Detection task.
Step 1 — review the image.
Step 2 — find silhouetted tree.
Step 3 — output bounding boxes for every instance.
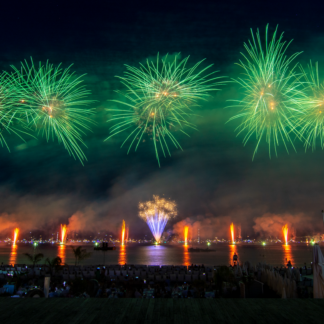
[70,246,91,266]
[24,253,44,267]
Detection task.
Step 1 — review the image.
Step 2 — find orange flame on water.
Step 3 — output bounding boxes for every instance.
[13,228,19,245]
[61,224,67,244]
[121,220,126,245]
[230,223,235,244]
[184,226,189,245]
[282,224,288,245]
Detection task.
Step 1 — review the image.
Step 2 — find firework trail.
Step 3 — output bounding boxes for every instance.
[121,220,126,245]
[228,25,304,159]
[61,224,67,244]
[13,228,19,245]
[282,224,289,245]
[8,58,95,164]
[230,223,235,244]
[139,195,177,243]
[106,53,225,166]
[184,226,189,245]
[297,61,324,150]
[0,74,27,150]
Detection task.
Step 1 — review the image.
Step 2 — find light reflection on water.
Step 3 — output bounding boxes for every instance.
[229,244,238,265]
[58,244,66,264]
[282,244,293,266]
[119,245,127,265]
[9,244,17,266]
[141,245,169,265]
[183,245,190,267]
[0,243,317,267]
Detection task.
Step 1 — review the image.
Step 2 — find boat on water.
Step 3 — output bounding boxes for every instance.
[94,242,116,251]
[188,247,215,252]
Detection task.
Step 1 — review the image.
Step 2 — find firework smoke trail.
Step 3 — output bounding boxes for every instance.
[61,224,67,244]
[139,195,177,243]
[184,226,189,245]
[106,53,225,166]
[13,228,19,245]
[121,220,126,245]
[227,25,304,159]
[282,224,289,245]
[8,58,95,164]
[230,223,235,244]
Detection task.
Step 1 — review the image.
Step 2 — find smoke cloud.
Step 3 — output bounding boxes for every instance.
[253,213,316,238]
[172,216,234,240]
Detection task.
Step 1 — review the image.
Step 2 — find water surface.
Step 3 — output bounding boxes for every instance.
[0,243,316,267]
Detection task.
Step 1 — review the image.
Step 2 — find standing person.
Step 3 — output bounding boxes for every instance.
[233,253,238,266]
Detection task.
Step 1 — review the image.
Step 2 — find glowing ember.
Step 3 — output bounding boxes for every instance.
[230,223,235,244]
[121,220,126,245]
[13,228,19,245]
[184,226,189,245]
[282,224,288,245]
[61,224,67,244]
[139,195,177,243]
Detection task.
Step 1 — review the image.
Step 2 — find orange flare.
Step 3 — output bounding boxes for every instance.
[121,220,126,245]
[184,226,189,245]
[282,224,288,245]
[13,228,19,245]
[230,223,235,244]
[61,224,67,244]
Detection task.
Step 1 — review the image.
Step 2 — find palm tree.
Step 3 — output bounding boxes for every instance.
[24,253,44,267]
[45,256,63,276]
[70,246,91,266]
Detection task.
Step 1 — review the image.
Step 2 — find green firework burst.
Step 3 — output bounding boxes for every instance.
[228,25,304,159]
[106,53,225,166]
[0,73,27,150]
[297,62,324,150]
[9,59,95,164]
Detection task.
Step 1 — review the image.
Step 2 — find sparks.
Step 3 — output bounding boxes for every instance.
[139,195,177,243]
[230,223,235,244]
[13,228,19,245]
[184,226,189,245]
[106,53,225,166]
[227,24,304,159]
[296,61,324,151]
[121,220,126,245]
[282,224,289,245]
[61,224,67,244]
[8,58,95,164]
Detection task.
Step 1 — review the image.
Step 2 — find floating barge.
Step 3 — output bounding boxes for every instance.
[188,247,214,252]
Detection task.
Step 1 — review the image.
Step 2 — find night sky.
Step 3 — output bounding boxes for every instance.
[0,0,324,240]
